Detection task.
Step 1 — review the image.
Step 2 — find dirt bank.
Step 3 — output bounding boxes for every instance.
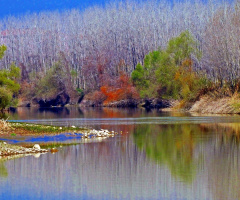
[189,96,240,114]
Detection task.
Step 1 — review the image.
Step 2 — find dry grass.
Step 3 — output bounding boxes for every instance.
[0,119,12,133]
[230,93,240,112]
[189,95,239,114]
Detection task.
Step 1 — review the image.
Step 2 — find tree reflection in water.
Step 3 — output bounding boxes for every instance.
[0,161,8,178]
[134,122,240,199]
[133,124,205,183]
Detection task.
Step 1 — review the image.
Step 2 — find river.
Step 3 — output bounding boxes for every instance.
[0,107,240,200]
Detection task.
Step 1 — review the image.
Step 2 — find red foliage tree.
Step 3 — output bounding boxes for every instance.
[100,72,139,104]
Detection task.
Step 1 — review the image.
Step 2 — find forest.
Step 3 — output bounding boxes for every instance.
[0,0,240,110]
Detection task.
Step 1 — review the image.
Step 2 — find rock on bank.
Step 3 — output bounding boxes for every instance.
[0,142,48,156]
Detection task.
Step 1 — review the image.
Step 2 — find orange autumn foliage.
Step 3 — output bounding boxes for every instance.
[174,59,195,90]
[100,72,139,104]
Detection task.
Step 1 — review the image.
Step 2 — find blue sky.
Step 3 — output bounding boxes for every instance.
[0,0,110,18]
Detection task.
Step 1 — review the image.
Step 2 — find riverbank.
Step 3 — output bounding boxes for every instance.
[0,119,116,137]
[0,142,48,156]
[188,95,240,114]
[0,119,118,156]
[80,96,240,114]
[9,92,240,115]
[79,93,240,114]
[79,98,175,109]
[0,119,88,136]
[160,96,240,114]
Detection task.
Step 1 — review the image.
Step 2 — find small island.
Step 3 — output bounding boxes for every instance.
[0,119,117,156]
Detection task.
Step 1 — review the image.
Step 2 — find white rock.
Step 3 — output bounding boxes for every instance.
[34,153,41,158]
[71,125,76,128]
[33,144,41,150]
[59,127,62,130]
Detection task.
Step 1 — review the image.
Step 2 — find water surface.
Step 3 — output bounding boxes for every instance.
[1,107,240,199]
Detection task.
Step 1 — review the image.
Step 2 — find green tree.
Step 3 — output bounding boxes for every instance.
[0,45,7,60]
[0,88,12,111]
[131,63,151,97]
[156,31,202,99]
[166,31,201,65]
[154,51,179,99]
[36,60,75,100]
[36,63,66,98]
[0,46,20,111]
[132,51,166,98]
[132,31,205,101]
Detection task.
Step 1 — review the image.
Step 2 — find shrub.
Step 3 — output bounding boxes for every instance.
[0,87,12,111]
[0,62,21,110]
[101,72,139,104]
[84,90,106,105]
[35,62,75,99]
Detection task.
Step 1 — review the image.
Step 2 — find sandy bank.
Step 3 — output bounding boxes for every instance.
[189,96,240,114]
[160,95,240,114]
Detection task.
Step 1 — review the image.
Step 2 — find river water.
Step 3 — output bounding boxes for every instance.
[1,107,240,200]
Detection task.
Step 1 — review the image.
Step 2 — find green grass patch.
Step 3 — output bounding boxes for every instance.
[9,122,88,134]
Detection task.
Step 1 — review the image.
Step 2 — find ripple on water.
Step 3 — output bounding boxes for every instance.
[9,116,240,126]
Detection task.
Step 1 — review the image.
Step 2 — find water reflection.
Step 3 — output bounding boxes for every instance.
[0,161,8,178]
[8,107,188,121]
[2,108,240,199]
[134,123,240,200]
[1,122,240,200]
[133,124,205,183]
[0,153,46,179]
[206,137,240,200]
[0,139,199,200]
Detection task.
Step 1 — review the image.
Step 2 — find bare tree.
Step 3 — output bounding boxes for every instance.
[0,0,236,91]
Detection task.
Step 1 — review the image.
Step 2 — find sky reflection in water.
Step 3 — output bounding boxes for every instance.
[1,107,240,199]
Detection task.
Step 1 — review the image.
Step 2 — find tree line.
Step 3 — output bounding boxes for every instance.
[0,0,240,109]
